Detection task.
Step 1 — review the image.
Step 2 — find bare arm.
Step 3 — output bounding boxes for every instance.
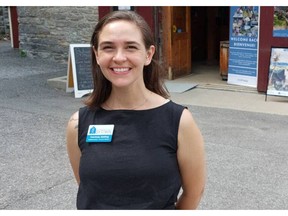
[66,111,81,185]
[175,109,206,209]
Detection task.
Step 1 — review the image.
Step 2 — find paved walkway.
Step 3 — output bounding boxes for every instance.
[166,67,288,116]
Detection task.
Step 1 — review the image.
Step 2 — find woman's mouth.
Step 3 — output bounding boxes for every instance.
[111,67,130,74]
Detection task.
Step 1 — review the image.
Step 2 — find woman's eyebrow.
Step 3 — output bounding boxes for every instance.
[100,41,141,45]
[126,41,142,47]
[99,41,113,46]
[98,41,142,47]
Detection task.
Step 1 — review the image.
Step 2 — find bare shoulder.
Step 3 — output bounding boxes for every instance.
[179,108,198,128]
[67,111,79,129]
[66,111,79,151]
[66,111,79,141]
[178,108,204,148]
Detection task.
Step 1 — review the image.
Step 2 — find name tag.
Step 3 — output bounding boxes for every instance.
[86,125,115,143]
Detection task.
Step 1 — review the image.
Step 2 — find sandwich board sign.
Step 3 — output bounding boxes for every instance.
[66,44,93,98]
[265,47,288,101]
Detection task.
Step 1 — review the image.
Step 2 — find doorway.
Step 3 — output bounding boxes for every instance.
[161,6,230,81]
[188,7,230,83]
[191,7,230,65]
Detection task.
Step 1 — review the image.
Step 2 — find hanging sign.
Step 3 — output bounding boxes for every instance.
[66,44,93,98]
[273,6,288,38]
[228,6,260,88]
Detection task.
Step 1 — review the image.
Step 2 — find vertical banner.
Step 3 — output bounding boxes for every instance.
[228,6,260,87]
[273,6,288,38]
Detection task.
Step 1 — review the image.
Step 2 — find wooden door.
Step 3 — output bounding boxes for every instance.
[162,7,191,79]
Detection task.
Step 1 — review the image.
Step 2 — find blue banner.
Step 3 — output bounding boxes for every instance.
[228,6,259,87]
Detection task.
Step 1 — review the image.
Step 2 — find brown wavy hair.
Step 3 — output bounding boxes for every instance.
[84,10,169,109]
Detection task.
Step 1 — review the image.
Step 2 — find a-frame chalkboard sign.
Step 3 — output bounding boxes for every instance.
[66,44,93,98]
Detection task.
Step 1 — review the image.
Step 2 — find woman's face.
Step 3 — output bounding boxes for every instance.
[94,20,155,89]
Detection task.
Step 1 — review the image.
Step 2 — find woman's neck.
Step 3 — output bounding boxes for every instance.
[103,86,152,110]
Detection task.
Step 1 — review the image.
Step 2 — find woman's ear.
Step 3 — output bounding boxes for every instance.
[145,45,155,66]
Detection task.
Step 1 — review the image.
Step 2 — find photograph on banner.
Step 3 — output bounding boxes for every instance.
[273,6,288,38]
[267,47,288,97]
[228,6,259,87]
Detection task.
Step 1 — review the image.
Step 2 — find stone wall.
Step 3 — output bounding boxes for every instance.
[0,6,10,35]
[17,6,98,63]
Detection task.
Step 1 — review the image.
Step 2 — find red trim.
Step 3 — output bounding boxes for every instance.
[135,7,154,33]
[258,7,288,92]
[9,6,19,48]
[98,6,155,33]
[98,7,111,19]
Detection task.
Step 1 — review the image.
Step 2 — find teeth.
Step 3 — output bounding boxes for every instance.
[113,68,129,72]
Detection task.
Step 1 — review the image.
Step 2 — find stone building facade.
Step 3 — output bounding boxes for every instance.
[17,7,98,63]
[0,6,9,35]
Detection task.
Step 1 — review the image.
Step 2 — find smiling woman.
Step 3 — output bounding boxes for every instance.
[87,11,168,108]
[93,19,155,93]
[66,10,206,210]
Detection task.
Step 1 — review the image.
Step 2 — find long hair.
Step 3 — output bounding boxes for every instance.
[85,10,169,109]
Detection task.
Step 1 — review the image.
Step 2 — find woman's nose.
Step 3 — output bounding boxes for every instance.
[113,49,127,62]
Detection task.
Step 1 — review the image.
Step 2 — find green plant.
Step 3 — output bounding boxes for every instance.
[19,49,27,57]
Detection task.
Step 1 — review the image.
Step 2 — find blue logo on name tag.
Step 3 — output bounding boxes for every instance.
[86,125,114,143]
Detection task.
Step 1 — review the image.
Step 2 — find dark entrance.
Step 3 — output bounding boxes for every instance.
[191,7,230,65]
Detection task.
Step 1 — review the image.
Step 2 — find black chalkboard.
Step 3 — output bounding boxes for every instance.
[74,46,93,90]
[68,44,94,98]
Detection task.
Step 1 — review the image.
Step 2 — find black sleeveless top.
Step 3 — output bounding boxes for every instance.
[77,100,185,209]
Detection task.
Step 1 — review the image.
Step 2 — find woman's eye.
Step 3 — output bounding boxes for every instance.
[127,46,137,50]
[101,46,113,51]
